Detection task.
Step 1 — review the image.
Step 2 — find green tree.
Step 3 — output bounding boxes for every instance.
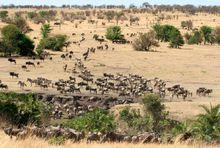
[64,108,116,133]
[106,26,123,40]
[1,24,35,56]
[200,26,213,44]
[169,29,184,48]
[132,30,159,51]
[41,24,52,39]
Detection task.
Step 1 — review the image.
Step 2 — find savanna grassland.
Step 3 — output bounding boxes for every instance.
[0,5,219,147]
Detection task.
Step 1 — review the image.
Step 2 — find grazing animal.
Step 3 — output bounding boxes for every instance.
[18,81,27,89]
[26,61,35,67]
[8,58,16,64]
[9,72,19,78]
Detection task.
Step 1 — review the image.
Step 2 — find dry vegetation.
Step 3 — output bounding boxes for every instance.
[0,131,218,148]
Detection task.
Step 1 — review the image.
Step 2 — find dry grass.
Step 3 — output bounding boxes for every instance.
[0,131,219,148]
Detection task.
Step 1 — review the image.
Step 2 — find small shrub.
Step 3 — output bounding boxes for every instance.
[0,11,8,20]
[188,31,203,45]
[119,107,153,133]
[106,26,123,41]
[64,108,116,133]
[214,27,220,45]
[191,104,220,141]
[11,16,31,33]
[142,94,166,132]
[169,29,184,48]
[27,11,38,19]
[41,24,52,39]
[200,26,213,44]
[38,35,67,51]
[132,30,159,51]
[181,20,193,30]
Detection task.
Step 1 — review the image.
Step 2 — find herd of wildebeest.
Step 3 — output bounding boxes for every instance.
[3,125,175,144]
[0,30,213,143]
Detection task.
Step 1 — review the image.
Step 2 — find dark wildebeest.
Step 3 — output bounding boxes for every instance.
[9,72,19,78]
[8,58,16,64]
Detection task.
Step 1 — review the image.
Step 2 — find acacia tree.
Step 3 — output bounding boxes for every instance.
[133,30,159,51]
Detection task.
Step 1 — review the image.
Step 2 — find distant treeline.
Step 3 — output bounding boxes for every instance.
[0,4,220,14]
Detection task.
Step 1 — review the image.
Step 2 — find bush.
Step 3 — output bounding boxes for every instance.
[200,26,213,44]
[0,92,50,126]
[142,94,166,132]
[132,30,159,51]
[184,32,192,43]
[104,11,115,22]
[64,108,116,133]
[38,35,67,51]
[119,107,153,133]
[188,31,203,45]
[214,27,220,45]
[181,20,193,30]
[27,11,38,19]
[0,11,8,20]
[153,24,182,43]
[1,24,35,56]
[191,104,220,141]
[106,26,123,41]
[169,29,184,48]
[11,16,31,33]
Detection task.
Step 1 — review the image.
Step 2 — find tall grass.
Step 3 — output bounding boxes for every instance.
[0,131,218,148]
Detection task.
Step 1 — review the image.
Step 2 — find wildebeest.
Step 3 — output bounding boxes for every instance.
[9,72,19,78]
[8,58,16,64]
[26,61,35,67]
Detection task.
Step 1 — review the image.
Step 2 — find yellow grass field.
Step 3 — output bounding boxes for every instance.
[0,131,219,148]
